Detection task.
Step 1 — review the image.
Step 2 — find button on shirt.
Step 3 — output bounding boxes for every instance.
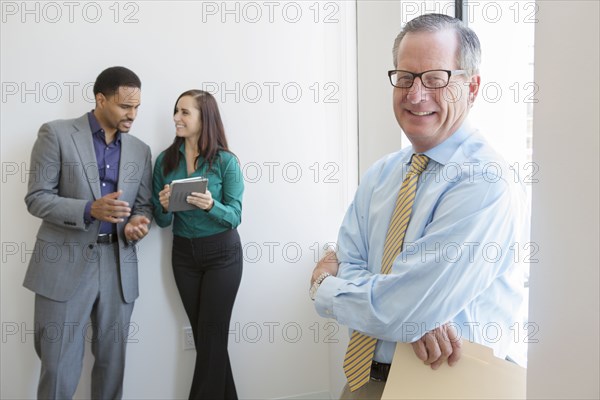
[84,111,121,234]
[315,121,529,364]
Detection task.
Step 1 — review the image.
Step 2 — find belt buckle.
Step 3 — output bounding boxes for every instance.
[370,361,390,382]
[97,233,116,244]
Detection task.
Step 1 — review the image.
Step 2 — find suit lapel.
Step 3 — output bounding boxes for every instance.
[71,115,101,199]
[118,134,135,194]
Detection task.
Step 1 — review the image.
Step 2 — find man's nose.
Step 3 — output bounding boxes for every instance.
[127,108,137,120]
[406,78,426,104]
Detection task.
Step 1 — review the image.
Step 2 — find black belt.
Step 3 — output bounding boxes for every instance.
[97,233,117,244]
[370,361,391,382]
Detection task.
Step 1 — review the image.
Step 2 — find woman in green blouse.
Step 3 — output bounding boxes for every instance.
[152,90,244,400]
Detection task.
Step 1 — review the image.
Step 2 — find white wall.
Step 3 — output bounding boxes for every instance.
[357,0,403,177]
[526,1,599,398]
[0,1,357,399]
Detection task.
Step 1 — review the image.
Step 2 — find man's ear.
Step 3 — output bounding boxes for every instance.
[95,92,106,109]
[469,75,481,104]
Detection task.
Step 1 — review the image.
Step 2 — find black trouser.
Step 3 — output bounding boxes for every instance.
[172,229,242,400]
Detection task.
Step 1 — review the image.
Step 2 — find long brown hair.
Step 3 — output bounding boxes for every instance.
[162,90,230,176]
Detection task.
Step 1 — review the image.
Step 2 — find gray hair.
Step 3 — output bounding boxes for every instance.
[392,13,481,75]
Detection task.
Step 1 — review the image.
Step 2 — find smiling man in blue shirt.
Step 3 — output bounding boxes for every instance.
[310,14,528,399]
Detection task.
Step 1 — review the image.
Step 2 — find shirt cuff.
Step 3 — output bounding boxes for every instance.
[206,200,229,222]
[84,201,94,225]
[314,275,345,319]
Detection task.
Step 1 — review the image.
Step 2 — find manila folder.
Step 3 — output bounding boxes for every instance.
[381,341,526,399]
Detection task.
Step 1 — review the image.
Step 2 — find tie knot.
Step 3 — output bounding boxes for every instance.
[409,154,429,175]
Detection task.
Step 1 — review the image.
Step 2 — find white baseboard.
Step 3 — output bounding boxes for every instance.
[274,390,331,400]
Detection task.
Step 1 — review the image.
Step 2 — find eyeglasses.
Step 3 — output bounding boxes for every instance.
[388,69,468,89]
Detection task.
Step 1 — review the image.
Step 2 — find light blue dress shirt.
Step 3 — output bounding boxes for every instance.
[315,121,528,363]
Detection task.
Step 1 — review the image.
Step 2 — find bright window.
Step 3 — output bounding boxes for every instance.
[468,1,535,366]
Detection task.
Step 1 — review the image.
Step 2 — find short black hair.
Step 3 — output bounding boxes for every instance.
[93,66,141,97]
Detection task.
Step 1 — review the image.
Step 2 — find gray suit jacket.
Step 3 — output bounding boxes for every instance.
[23,113,153,303]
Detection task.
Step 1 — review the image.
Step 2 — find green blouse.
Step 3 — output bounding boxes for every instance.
[152,145,244,238]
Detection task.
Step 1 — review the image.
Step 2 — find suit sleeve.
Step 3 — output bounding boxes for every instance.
[152,152,174,228]
[24,123,89,230]
[130,144,153,221]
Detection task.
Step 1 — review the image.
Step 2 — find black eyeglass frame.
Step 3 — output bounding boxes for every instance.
[387,69,468,89]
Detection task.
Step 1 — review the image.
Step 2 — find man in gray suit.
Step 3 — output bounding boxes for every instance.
[23,66,153,399]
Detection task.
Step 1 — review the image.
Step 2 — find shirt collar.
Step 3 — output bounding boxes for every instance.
[87,111,121,145]
[421,120,477,166]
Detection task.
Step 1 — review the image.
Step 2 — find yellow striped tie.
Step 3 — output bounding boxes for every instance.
[343,154,430,391]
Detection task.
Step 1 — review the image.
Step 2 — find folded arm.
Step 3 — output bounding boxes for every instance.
[315,175,523,343]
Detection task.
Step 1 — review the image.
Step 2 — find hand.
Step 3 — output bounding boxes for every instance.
[311,249,339,285]
[186,189,214,211]
[158,184,171,211]
[90,190,130,223]
[411,323,462,370]
[124,215,151,242]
